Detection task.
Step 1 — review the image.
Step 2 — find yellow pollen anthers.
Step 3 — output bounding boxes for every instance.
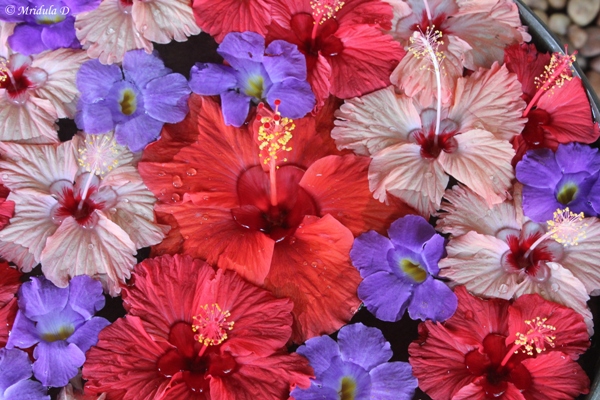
[310,0,345,25]
[0,57,8,84]
[514,317,557,356]
[256,100,294,166]
[546,207,588,246]
[534,50,576,93]
[192,303,235,347]
[408,25,445,71]
[77,133,125,176]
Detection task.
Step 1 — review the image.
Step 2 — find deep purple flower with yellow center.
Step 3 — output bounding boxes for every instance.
[516,142,600,222]
[0,0,100,55]
[350,214,457,322]
[75,49,190,152]
[189,31,315,127]
[6,275,110,387]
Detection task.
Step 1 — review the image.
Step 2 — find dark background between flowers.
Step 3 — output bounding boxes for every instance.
[41,2,600,398]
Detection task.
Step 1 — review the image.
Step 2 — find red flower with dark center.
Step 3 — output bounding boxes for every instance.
[0,261,20,347]
[409,286,591,400]
[505,43,600,164]
[138,95,412,342]
[83,254,313,400]
[266,0,404,108]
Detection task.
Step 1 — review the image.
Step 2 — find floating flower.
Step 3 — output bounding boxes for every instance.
[517,143,600,222]
[266,0,404,108]
[75,50,190,152]
[83,254,313,399]
[190,31,315,127]
[291,323,417,400]
[0,261,20,346]
[75,0,200,65]
[0,133,167,294]
[0,347,49,399]
[409,286,590,399]
[505,43,600,162]
[0,0,100,55]
[138,95,411,342]
[351,215,456,322]
[333,60,525,216]
[6,275,110,387]
[436,184,600,333]
[0,49,88,143]
[387,0,529,104]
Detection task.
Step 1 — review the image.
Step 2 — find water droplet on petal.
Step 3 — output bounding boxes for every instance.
[171,193,180,202]
[202,195,209,201]
[186,168,197,176]
[311,262,318,268]
[498,283,509,294]
[424,172,433,178]
[202,214,209,221]
[88,244,94,249]
[106,27,115,34]
[157,171,166,177]
[551,283,560,292]
[172,175,183,188]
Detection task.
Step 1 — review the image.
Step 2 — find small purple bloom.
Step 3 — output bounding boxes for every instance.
[516,143,600,222]
[6,275,110,388]
[189,31,315,127]
[350,215,457,322]
[0,0,100,55]
[75,50,191,152]
[291,323,417,400]
[0,348,49,399]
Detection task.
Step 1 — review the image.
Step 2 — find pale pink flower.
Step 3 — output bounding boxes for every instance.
[0,133,168,295]
[0,49,88,143]
[75,0,200,65]
[332,62,525,216]
[437,184,599,334]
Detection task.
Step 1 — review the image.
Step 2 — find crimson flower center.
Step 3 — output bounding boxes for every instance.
[501,232,556,280]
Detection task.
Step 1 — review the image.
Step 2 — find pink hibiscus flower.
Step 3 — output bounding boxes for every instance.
[83,254,312,399]
[138,95,411,342]
[266,0,404,108]
[0,49,88,143]
[436,184,600,333]
[410,286,590,399]
[0,133,167,295]
[0,261,20,347]
[75,0,200,64]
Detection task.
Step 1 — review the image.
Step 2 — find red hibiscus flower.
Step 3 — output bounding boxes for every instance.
[0,261,20,346]
[505,43,600,163]
[138,95,411,343]
[409,286,590,399]
[266,0,404,108]
[83,254,312,399]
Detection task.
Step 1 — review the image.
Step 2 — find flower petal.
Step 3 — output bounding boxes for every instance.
[408,277,457,322]
[114,113,165,152]
[66,275,105,320]
[221,90,252,127]
[266,79,314,119]
[131,0,200,44]
[0,96,58,143]
[521,352,590,399]
[189,63,237,95]
[337,323,393,371]
[0,347,32,389]
[350,230,394,277]
[3,378,49,400]
[358,271,411,322]
[33,340,86,387]
[143,73,191,123]
[296,335,340,376]
[561,217,600,295]
[369,361,417,400]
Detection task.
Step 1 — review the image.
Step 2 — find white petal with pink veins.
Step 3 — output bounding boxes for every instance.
[438,129,514,206]
[437,184,521,237]
[332,87,421,156]
[41,214,136,296]
[448,63,526,141]
[0,239,37,272]
[0,22,15,58]
[0,191,57,263]
[439,231,519,299]
[369,143,448,216]
[75,0,153,65]
[31,49,89,119]
[132,0,201,44]
[561,217,600,296]
[0,96,58,143]
[0,141,77,193]
[514,262,593,335]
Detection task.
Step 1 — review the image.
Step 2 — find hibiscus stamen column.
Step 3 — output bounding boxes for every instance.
[408,27,445,136]
[256,101,295,207]
[523,207,588,259]
[310,0,345,45]
[192,303,235,357]
[523,48,576,117]
[423,0,433,22]
[0,57,16,89]
[499,317,557,367]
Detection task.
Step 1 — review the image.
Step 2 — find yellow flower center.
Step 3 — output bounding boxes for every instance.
[119,89,137,116]
[400,259,427,283]
[339,376,357,400]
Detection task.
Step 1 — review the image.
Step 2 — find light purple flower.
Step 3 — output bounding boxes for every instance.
[6,275,110,387]
[516,143,600,222]
[0,348,48,400]
[189,31,315,127]
[291,323,417,400]
[75,50,191,152]
[0,0,100,55]
[350,215,457,322]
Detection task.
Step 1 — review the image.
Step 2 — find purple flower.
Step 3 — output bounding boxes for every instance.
[75,50,191,152]
[6,275,110,387]
[0,0,100,55]
[0,348,49,399]
[291,323,417,400]
[189,31,315,127]
[516,143,600,222]
[350,215,457,322]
